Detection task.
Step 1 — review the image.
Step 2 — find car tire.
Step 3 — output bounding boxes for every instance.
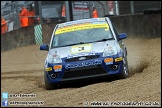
[44,71,59,90]
[118,56,129,79]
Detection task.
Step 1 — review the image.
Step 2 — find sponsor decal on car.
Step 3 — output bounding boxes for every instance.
[55,22,109,35]
[53,65,62,72]
[67,51,96,59]
[65,60,102,69]
[45,67,52,72]
[58,18,106,27]
[104,58,113,65]
[115,57,123,62]
[71,44,92,54]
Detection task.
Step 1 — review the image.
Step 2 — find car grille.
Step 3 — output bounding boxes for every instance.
[62,66,107,79]
[65,55,100,62]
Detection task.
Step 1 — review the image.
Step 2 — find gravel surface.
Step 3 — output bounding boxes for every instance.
[1,37,161,107]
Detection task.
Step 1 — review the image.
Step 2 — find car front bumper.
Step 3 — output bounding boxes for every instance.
[45,56,124,83]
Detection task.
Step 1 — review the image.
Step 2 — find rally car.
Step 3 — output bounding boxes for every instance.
[40,17,129,90]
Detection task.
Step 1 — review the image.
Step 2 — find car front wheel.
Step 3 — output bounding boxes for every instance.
[118,57,129,79]
[44,72,59,90]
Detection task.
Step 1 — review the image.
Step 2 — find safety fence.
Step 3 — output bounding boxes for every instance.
[1,1,161,35]
[1,1,64,34]
[1,1,36,31]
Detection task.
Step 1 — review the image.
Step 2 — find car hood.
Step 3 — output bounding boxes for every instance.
[48,40,120,58]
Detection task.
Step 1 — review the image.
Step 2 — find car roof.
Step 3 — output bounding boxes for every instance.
[57,17,109,28]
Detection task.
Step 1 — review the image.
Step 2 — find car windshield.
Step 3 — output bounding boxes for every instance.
[51,20,114,48]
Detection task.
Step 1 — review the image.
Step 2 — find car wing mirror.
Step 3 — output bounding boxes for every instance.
[40,44,49,51]
[119,33,127,40]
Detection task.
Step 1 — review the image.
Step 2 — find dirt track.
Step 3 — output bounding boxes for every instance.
[1,37,161,107]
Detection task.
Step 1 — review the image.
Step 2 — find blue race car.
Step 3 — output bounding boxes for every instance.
[40,17,129,90]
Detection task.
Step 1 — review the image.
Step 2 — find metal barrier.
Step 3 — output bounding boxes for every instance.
[1,1,161,34]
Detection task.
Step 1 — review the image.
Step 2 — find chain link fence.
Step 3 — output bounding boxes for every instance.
[1,1,15,32]
[1,1,161,34]
[1,1,36,31]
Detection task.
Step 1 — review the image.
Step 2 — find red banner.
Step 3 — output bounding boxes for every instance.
[73,1,89,10]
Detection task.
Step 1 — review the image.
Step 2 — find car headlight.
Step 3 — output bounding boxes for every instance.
[103,46,117,57]
[47,54,62,63]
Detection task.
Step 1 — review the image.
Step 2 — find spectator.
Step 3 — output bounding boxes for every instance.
[92,7,99,18]
[1,16,8,34]
[20,5,28,27]
[27,4,35,26]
